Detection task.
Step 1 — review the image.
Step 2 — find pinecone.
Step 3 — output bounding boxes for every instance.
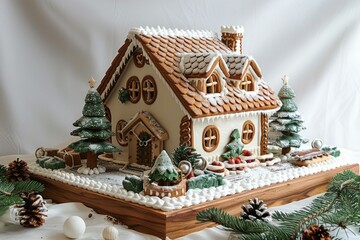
[240,198,271,221]
[16,192,47,227]
[7,158,30,182]
[302,224,332,240]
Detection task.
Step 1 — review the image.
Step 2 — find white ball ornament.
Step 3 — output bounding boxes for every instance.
[311,139,323,149]
[102,226,119,240]
[63,216,86,239]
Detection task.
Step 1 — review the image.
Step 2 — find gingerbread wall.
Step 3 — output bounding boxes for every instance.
[104,54,185,161]
[192,114,261,161]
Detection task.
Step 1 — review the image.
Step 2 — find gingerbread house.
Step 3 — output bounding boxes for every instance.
[97,26,280,164]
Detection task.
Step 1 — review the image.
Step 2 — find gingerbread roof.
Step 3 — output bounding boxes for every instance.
[98,27,280,119]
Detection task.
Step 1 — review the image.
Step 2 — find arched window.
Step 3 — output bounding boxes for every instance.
[126,76,141,103]
[116,119,128,146]
[205,72,221,94]
[240,73,254,91]
[202,125,220,152]
[242,120,255,144]
[142,75,157,105]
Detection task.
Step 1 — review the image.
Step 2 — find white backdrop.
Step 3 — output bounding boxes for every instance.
[1,0,360,156]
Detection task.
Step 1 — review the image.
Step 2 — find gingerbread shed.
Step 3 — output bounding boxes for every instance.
[121,111,168,166]
[97,26,280,164]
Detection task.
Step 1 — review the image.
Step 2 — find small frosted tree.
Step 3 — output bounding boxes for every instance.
[269,75,307,154]
[149,150,179,186]
[69,78,120,169]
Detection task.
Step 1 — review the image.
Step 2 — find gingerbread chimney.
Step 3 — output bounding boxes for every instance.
[221,26,244,54]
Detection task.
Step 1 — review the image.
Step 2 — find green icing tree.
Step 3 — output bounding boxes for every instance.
[222,129,244,160]
[149,150,179,186]
[172,143,201,167]
[69,79,120,169]
[269,75,307,154]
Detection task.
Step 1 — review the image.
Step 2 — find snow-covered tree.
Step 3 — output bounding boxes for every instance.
[69,78,120,169]
[269,75,307,154]
[149,150,179,186]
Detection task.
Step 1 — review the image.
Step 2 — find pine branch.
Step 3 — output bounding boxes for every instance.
[196,171,360,240]
[293,200,335,238]
[13,180,44,194]
[273,171,360,239]
[272,192,338,239]
[0,182,15,196]
[271,210,290,221]
[328,170,359,192]
[197,208,269,234]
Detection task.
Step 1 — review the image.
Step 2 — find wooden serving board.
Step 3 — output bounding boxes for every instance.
[31,164,359,239]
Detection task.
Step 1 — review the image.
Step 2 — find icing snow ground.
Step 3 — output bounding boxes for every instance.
[29,156,354,212]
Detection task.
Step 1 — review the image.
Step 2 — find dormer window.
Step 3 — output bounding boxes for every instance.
[180,53,230,96]
[223,54,262,92]
[206,72,221,94]
[240,73,255,91]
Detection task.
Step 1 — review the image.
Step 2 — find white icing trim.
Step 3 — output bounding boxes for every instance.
[77,165,106,175]
[248,57,261,75]
[128,26,216,39]
[192,107,280,124]
[101,40,137,99]
[221,25,245,34]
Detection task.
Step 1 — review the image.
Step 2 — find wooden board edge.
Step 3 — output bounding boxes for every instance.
[164,164,359,238]
[31,163,359,239]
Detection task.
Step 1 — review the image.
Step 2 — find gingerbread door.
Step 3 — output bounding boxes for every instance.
[136,131,152,166]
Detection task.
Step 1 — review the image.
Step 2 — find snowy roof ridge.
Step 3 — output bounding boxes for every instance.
[221,25,244,34]
[128,26,216,39]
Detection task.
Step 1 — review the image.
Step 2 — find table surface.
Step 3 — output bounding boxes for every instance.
[1,150,359,240]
